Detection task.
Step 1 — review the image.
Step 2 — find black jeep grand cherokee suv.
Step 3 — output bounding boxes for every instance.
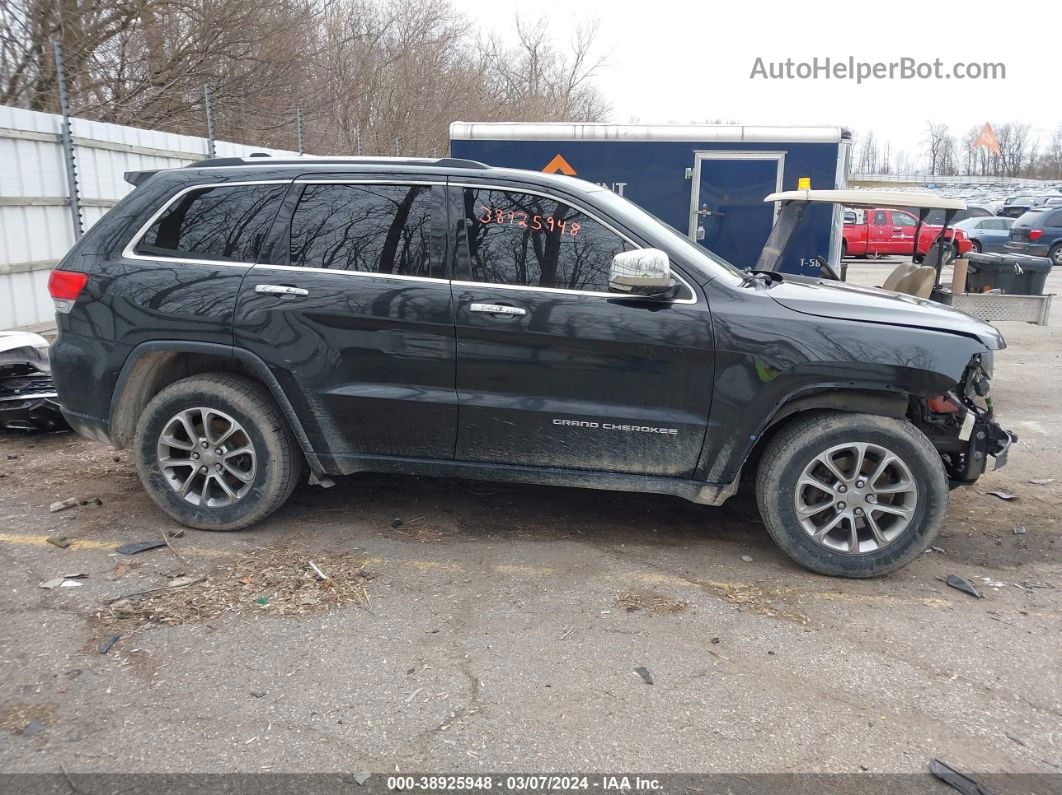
[48,155,1011,577]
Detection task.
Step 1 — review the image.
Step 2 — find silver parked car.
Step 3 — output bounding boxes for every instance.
[955,215,1015,254]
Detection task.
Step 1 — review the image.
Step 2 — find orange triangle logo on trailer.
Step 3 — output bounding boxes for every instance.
[542,154,576,176]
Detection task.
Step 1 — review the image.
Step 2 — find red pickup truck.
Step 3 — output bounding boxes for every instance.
[843,208,972,261]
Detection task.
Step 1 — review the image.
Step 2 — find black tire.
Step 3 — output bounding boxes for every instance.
[756,412,948,578]
[134,374,301,531]
[841,240,848,258]
[971,240,982,254]
[1049,244,1062,267]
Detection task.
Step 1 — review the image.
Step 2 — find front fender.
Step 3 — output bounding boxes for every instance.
[697,289,989,483]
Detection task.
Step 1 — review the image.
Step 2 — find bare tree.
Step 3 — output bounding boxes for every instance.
[0,0,609,153]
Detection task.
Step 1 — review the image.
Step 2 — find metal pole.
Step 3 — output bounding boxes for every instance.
[296,108,304,155]
[203,84,215,158]
[52,41,82,241]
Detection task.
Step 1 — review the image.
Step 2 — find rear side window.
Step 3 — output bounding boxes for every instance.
[288,184,433,276]
[460,187,632,292]
[135,184,286,263]
[1012,212,1042,227]
[1047,211,1062,227]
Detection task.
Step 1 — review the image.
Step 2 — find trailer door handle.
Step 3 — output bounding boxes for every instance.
[255,284,309,297]
[470,302,526,317]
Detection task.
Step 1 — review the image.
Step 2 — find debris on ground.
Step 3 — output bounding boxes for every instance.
[353,771,371,786]
[405,687,424,704]
[741,555,753,562]
[986,490,1017,501]
[116,540,167,556]
[98,634,120,654]
[101,546,370,629]
[634,666,654,685]
[615,589,689,616]
[928,758,992,795]
[309,561,328,580]
[168,529,184,538]
[1029,478,1054,485]
[39,573,86,589]
[48,498,78,513]
[945,575,983,599]
[46,535,71,549]
[1012,525,1027,535]
[250,691,266,699]
[21,720,45,737]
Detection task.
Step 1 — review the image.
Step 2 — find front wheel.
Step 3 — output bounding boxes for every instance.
[134,374,301,531]
[756,412,948,577]
[1049,244,1062,267]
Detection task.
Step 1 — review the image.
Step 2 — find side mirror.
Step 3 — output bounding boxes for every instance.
[608,249,673,297]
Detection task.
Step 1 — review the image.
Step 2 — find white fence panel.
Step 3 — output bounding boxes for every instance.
[0,104,298,329]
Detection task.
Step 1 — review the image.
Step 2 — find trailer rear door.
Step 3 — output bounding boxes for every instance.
[688,151,784,268]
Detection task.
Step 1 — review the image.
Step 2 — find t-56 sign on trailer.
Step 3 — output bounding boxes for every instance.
[450,122,852,276]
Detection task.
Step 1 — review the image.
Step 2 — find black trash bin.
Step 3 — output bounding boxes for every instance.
[965,252,1051,295]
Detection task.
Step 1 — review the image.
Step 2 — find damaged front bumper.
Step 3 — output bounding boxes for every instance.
[948,353,1015,483]
[0,331,69,433]
[953,414,1014,482]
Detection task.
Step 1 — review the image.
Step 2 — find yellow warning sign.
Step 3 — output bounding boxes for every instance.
[542,154,576,176]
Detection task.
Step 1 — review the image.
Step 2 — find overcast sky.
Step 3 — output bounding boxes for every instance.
[452,0,1057,164]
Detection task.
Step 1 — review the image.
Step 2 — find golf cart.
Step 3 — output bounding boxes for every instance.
[756,189,1052,325]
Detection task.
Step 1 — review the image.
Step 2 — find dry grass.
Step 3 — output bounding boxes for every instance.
[0,702,58,734]
[615,588,689,616]
[380,521,448,543]
[101,546,370,629]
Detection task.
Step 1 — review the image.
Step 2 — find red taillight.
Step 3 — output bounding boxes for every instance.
[48,269,88,313]
[1028,228,1044,241]
[927,396,960,414]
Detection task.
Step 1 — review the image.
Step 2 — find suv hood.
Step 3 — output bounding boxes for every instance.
[766,277,1005,350]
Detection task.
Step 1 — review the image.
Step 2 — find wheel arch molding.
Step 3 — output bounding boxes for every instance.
[109,340,325,475]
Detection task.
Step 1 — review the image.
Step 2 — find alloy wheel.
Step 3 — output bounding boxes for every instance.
[156,407,256,508]
[794,442,917,554]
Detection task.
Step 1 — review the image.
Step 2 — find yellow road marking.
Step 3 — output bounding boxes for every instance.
[0,532,118,552]
[0,532,229,556]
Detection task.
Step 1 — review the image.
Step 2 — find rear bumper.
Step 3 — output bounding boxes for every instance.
[1005,241,1050,257]
[60,405,114,444]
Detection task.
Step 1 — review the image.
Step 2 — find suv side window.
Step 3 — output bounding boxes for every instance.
[873,210,888,225]
[135,184,286,263]
[461,187,632,293]
[289,183,432,276]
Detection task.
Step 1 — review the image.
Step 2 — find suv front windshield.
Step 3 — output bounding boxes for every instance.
[589,188,746,284]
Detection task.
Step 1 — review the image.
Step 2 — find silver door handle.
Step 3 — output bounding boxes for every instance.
[255,284,308,296]
[470,303,526,316]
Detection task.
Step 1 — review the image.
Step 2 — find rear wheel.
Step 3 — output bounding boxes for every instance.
[134,374,300,530]
[971,240,982,254]
[756,412,948,577]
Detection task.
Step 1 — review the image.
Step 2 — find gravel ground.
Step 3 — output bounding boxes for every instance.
[0,259,1059,783]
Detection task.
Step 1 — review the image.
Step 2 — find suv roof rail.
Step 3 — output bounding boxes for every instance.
[183,155,491,170]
